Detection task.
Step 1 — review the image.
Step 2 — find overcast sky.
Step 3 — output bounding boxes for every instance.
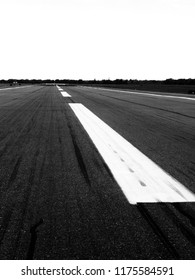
[0,0,194,80]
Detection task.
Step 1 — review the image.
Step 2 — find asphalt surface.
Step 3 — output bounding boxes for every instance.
[0,85,194,259]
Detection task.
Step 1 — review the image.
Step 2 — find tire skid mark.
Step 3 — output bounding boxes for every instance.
[32,104,60,259]
[23,109,54,259]
[67,110,116,194]
[173,203,195,227]
[61,116,116,257]
[8,156,23,185]
[75,87,195,121]
[0,139,41,253]
[68,97,75,103]
[67,122,91,186]
[0,87,44,124]
[39,152,47,182]
[55,107,70,179]
[102,162,115,182]
[97,92,195,120]
[0,209,13,244]
[137,204,180,259]
[65,103,117,185]
[65,104,119,206]
[0,90,50,256]
[38,106,53,183]
[0,140,48,257]
[27,218,44,260]
[0,105,43,196]
[0,94,44,160]
[0,97,40,145]
[59,91,75,104]
[161,204,195,246]
[175,167,193,180]
[0,87,44,123]
[63,96,92,187]
[0,87,43,108]
[55,105,107,257]
[0,93,46,158]
[64,105,139,245]
[29,149,40,185]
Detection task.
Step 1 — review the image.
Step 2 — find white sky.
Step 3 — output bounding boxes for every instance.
[0,0,194,80]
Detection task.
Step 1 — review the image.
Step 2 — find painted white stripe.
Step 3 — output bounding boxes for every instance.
[69,103,195,204]
[57,86,71,97]
[61,91,71,97]
[82,86,195,101]
[0,85,33,91]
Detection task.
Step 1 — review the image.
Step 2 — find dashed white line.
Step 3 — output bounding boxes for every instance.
[56,86,71,97]
[61,92,71,97]
[69,103,195,204]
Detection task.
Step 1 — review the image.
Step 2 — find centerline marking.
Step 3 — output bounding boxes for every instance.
[56,86,71,97]
[69,103,195,205]
[61,92,71,97]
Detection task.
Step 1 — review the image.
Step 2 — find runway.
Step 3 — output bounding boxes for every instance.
[0,85,194,259]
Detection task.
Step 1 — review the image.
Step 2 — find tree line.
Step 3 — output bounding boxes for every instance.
[1,78,195,85]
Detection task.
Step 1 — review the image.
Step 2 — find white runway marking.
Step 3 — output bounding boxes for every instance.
[56,86,71,97]
[70,103,195,205]
[0,85,32,91]
[82,86,195,101]
[61,91,71,97]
